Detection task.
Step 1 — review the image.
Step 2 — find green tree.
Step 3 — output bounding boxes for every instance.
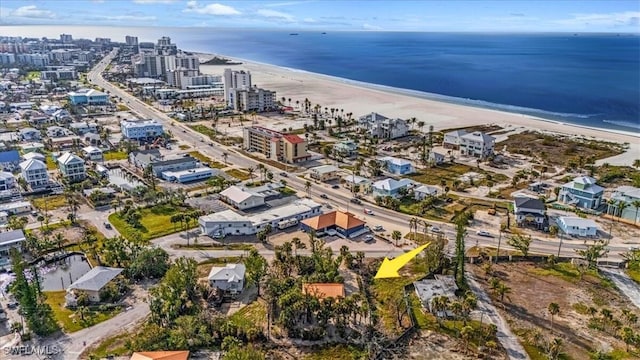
[548,302,560,332]
[245,249,267,296]
[619,327,636,352]
[507,233,532,257]
[149,257,200,327]
[575,239,609,270]
[391,230,402,247]
[454,217,467,288]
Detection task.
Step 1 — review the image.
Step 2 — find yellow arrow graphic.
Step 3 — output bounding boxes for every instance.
[374,243,430,279]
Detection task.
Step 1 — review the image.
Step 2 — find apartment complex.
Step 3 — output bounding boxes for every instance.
[243,126,309,163]
[121,119,164,140]
[223,69,252,101]
[228,86,277,112]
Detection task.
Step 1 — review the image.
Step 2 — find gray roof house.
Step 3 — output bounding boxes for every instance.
[514,196,547,230]
[66,266,124,305]
[357,112,409,140]
[208,263,246,294]
[0,229,26,258]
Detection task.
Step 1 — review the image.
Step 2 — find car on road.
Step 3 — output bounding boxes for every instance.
[182,129,186,133]
[320,194,329,199]
[363,234,374,243]
[212,232,225,239]
[630,246,639,251]
[431,227,442,233]
[104,222,112,229]
[476,230,493,237]
[364,208,374,215]
[331,184,340,189]
[373,225,384,232]
[279,172,288,177]
[350,198,362,204]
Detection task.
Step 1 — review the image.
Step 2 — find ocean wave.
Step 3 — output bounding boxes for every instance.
[602,120,640,130]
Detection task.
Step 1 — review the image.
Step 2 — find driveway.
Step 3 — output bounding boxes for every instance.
[600,268,640,310]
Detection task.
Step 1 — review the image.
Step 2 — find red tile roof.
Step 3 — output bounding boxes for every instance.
[301,211,365,230]
[282,134,305,144]
[130,351,190,360]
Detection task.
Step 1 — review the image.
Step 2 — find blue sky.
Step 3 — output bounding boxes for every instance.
[0,0,639,32]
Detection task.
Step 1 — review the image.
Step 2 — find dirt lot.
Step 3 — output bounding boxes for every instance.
[469,261,640,359]
[30,225,85,245]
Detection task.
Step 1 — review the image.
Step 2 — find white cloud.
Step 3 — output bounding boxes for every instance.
[101,15,157,21]
[11,5,56,19]
[133,0,178,4]
[362,23,382,31]
[264,1,314,7]
[184,1,241,15]
[303,17,316,23]
[556,11,640,28]
[256,9,294,22]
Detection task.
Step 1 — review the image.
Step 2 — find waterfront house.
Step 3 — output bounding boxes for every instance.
[556,217,599,237]
[608,186,640,223]
[459,132,496,159]
[357,112,408,140]
[66,266,124,305]
[559,176,604,210]
[208,264,245,294]
[442,130,467,150]
[379,156,414,175]
[514,196,547,230]
[0,229,26,258]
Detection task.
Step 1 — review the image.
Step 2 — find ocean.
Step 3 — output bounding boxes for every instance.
[2,26,639,133]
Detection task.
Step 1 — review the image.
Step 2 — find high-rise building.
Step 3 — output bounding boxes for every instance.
[60,34,73,43]
[223,69,252,102]
[125,36,138,46]
[154,36,177,56]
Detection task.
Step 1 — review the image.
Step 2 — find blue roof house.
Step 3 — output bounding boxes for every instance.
[0,150,20,171]
[372,178,416,198]
[379,156,414,175]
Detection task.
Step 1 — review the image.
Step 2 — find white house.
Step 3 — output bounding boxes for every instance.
[442,130,467,149]
[309,165,341,182]
[208,263,245,294]
[556,217,599,237]
[57,152,86,182]
[0,229,26,259]
[414,185,440,201]
[121,119,164,140]
[219,186,266,210]
[608,186,640,223]
[82,146,103,161]
[459,132,496,159]
[372,178,416,198]
[19,158,49,189]
[19,127,41,141]
[66,266,124,305]
[358,112,409,140]
[0,171,16,191]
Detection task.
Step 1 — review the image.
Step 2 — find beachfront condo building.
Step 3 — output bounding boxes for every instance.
[243,126,310,163]
[357,112,409,140]
[228,86,277,112]
[223,69,252,101]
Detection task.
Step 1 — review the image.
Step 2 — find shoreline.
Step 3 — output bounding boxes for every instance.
[194,51,639,165]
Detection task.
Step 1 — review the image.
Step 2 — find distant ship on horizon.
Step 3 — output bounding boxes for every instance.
[290,33,299,36]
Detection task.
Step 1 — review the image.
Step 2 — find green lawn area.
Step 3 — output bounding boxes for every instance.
[116,104,129,111]
[188,124,217,140]
[178,144,191,150]
[104,151,128,161]
[172,243,254,251]
[229,299,267,333]
[528,262,613,287]
[226,168,250,181]
[188,151,225,168]
[302,345,367,360]
[26,71,40,80]
[32,195,67,210]
[86,332,130,359]
[398,197,453,221]
[279,187,297,196]
[108,204,196,241]
[407,163,507,186]
[43,291,121,333]
[45,155,57,170]
[371,277,415,334]
[627,269,640,284]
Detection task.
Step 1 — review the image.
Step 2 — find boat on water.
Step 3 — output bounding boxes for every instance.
[290,33,299,36]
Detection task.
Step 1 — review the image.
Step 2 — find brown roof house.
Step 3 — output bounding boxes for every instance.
[130,351,190,360]
[300,210,366,239]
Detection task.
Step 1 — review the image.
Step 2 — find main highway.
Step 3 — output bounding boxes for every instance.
[88,49,630,263]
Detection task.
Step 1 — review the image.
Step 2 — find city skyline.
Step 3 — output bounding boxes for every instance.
[0,0,638,33]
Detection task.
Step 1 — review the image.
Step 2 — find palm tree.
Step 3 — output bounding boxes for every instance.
[221,152,229,165]
[246,166,256,182]
[391,230,402,247]
[617,200,629,221]
[496,282,511,304]
[548,302,560,332]
[291,237,305,257]
[409,217,418,241]
[304,180,312,197]
[631,199,640,224]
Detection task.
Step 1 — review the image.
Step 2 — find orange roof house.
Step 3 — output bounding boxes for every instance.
[303,283,345,300]
[130,351,190,360]
[301,210,366,238]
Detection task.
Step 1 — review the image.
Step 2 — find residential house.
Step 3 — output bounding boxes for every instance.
[19,127,41,141]
[21,152,45,162]
[443,130,468,150]
[121,119,164,140]
[429,151,445,165]
[333,140,358,158]
[243,126,309,163]
[46,125,73,138]
[0,211,8,226]
[82,146,103,161]
[0,149,20,171]
[69,121,98,135]
[29,114,53,127]
[19,142,45,153]
[208,263,245,293]
[66,266,124,305]
[129,149,162,168]
[459,132,496,159]
[219,185,265,210]
[67,88,109,106]
[342,174,371,193]
[302,283,345,300]
[57,152,86,182]
[52,109,72,122]
[514,196,547,230]
[309,165,341,182]
[372,178,415,198]
[0,229,26,258]
[414,185,440,201]
[130,351,190,360]
[19,158,49,189]
[0,171,16,191]
[608,186,640,223]
[556,217,599,237]
[0,201,32,215]
[357,112,409,140]
[379,156,414,175]
[301,210,366,238]
[559,176,604,210]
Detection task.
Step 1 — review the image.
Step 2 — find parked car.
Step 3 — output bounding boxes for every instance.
[373,225,384,232]
[331,184,340,189]
[350,198,362,205]
[104,222,112,229]
[363,235,374,243]
[279,172,288,177]
[320,194,329,199]
[431,227,442,233]
[476,230,493,237]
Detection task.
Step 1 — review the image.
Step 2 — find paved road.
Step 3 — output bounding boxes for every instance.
[600,268,640,310]
[468,275,530,360]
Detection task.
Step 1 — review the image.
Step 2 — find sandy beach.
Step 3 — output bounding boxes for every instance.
[198,54,639,165]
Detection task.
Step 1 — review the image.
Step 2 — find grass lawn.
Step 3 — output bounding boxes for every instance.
[371,277,415,334]
[45,155,57,170]
[32,195,67,210]
[528,262,613,287]
[172,243,254,251]
[108,204,196,241]
[229,299,267,332]
[303,344,367,360]
[104,151,128,161]
[44,291,121,333]
[627,269,640,284]
[116,104,129,111]
[279,187,297,196]
[86,332,130,359]
[407,163,506,187]
[226,168,250,181]
[27,71,40,80]
[188,151,225,168]
[178,144,191,150]
[188,124,217,140]
[398,198,453,221]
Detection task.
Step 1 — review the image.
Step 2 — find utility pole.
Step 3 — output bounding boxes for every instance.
[557,232,563,257]
[495,229,502,264]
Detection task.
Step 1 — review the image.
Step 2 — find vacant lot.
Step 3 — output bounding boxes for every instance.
[188,151,225,168]
[470,261,640,359]
[104,151,128,161]
[108,204,197,241]
[407,163,506,186]
[502,131,625,166]
[32,194,67,210]
[226,168,250,181]
[44,291,121,333]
